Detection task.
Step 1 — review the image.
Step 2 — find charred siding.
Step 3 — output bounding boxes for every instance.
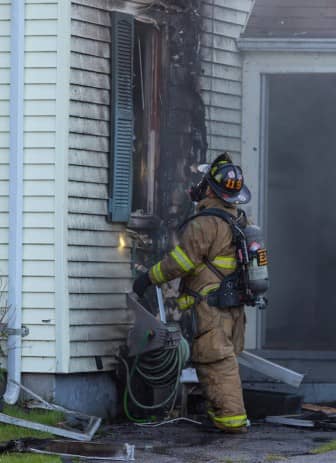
[67,0,253,371]
[157,0,208,226]
[200,0,254,163]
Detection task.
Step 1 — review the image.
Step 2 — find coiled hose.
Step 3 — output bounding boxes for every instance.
[120,330,190,423]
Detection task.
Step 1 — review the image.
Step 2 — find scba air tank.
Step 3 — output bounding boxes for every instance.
[244,225,269,298]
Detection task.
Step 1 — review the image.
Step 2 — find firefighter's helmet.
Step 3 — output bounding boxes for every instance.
[205,153,251,204]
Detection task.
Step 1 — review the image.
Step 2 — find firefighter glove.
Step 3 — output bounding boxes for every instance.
[133,271,152,298]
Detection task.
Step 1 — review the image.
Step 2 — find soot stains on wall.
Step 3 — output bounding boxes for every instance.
[152,0,207,232]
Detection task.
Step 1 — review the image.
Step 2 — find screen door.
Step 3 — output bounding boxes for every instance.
[265,74,336,350]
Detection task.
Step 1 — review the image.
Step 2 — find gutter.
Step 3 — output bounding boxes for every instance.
[237,38,336,53]
[4,0,25,404]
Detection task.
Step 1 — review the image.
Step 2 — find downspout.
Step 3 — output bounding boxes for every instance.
[4,0,25,404]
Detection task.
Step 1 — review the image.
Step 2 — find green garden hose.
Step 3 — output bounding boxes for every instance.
[121,332,190,422]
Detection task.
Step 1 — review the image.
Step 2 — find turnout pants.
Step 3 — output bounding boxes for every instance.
[192,301,247,430]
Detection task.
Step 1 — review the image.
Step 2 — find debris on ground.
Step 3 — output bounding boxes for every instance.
[265,411,336,430]
[244,389,303,419]
[302,403,336,415]
[96,420,336,463]
[239,351,304,388]
[265,414,315,428]
[0,381,101,441]
[1,414,335,462]
[0,438,135,461]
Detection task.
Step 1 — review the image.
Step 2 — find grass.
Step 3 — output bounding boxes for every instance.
[264,455,287,462]
[0,455,60,463]
[0,404,64,441]
[311,440,336,455]
[0,404,64,463]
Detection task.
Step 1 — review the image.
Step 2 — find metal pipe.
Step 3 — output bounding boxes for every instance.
[181,352,304,388]
[4,0,25,404]
[155,286,166,324]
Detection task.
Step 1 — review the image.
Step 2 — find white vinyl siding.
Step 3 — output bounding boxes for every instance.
[2,0,255,375]
[200,0,254,164]
[68,0,139,372]
[0,0,10,296]
[1,0,69,373]
[0,1,10,372]
[22,0,60,372]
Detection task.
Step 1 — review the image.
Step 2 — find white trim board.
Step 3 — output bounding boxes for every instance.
[238,38,336,53]
[55,0,71,373]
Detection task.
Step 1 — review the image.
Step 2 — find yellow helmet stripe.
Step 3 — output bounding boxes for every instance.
[170,245,195,272]
[210,160,229,176]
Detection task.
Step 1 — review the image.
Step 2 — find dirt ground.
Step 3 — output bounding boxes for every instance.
[101,419,336,463]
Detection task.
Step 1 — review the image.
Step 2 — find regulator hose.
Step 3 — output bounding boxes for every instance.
[120,331,190,422]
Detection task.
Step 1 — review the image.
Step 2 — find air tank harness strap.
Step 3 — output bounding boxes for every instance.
[179,257,242,310]
[201,257,242,309]
[178,207,245,240]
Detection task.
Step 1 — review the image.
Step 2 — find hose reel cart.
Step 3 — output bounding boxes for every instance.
[118,293,190,422]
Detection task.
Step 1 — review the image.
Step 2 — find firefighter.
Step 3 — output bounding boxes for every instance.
[133,153,251,433]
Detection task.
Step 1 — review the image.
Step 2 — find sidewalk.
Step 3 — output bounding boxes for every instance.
[103,420,336,463]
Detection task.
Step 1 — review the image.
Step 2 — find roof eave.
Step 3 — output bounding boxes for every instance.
[237,38,336,52]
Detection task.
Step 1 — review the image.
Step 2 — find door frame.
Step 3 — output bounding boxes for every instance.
[241,50,336,355]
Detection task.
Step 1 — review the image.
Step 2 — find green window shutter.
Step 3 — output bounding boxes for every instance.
[109,12,134,222]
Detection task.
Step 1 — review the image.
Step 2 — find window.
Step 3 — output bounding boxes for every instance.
[132,22,160,215]
[109,12,159,223]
